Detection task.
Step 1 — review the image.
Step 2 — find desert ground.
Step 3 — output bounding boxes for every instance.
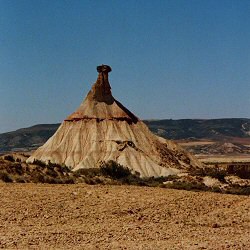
[0,183,249,249]
[197,155,250,164]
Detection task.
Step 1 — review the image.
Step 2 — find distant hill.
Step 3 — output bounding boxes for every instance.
[0,118,250,154]
[144,118,250,141]
[0,124,60,153]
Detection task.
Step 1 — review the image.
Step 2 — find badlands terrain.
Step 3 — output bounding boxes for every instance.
[0,183,249,250]
[0,109,249,248]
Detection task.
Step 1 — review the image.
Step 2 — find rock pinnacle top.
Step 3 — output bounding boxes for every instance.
[92,64,113,103]
[65,65,138,123]
[97,64,112,73]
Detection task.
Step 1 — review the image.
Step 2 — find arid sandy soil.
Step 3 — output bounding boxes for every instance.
[197,155,250,164]
[0,184,249,249]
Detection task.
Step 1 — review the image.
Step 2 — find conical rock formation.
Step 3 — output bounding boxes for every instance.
[27,65,202,177]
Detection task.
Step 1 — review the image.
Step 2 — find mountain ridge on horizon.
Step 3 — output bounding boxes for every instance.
[1,118,250,154]
[2,117,250,134]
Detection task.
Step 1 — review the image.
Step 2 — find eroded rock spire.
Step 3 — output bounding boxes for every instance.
[90,64,113,103]
[27,64,202,177]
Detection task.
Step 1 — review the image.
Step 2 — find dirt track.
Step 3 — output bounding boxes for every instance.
[0,184,249,249]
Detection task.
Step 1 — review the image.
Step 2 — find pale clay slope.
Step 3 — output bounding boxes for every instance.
[27,65,201,177]
[28,119,200,177]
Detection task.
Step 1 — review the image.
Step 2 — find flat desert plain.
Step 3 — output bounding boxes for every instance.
[0,184,249,249]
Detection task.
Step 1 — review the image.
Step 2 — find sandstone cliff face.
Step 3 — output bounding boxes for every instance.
[27,65,201,177]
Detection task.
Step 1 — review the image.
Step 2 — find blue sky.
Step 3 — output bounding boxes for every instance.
[1,0,250,133]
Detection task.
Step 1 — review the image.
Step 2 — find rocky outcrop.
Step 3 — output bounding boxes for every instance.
[27,65,202,177]
[65,65,138,124]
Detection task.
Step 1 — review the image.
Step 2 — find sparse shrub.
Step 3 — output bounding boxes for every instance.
[121,175,147,186]
[15,176,26,183]
[32,173,45,183]
[43,176,54,184]
[45,167,59,178]
[192,167,227,182]
[209,170,227,182]
[15,158,21,163]
[54,164,71,175]
[33,159,46,167]
[100,161,132,179]
[225,186,250,196]
[63,177,75,184]
[98,161,151,185]
[47,161,70,171]
[20,153,30,158]
[13,164,24,175]
[163,181,209,192]
[1,155,248,195]
[89,176,104,185]
[0,171,13,182]
[3,155,15,162]
[74,168,101,178]
[227,165,250,179]
[143,175,179,187]
[211,186,221,193]
[84,178,96,185]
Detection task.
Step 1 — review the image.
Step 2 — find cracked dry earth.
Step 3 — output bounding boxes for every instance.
[0,184,249,250]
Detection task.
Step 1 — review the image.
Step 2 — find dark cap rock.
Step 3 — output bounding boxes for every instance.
[97,65,112,73]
